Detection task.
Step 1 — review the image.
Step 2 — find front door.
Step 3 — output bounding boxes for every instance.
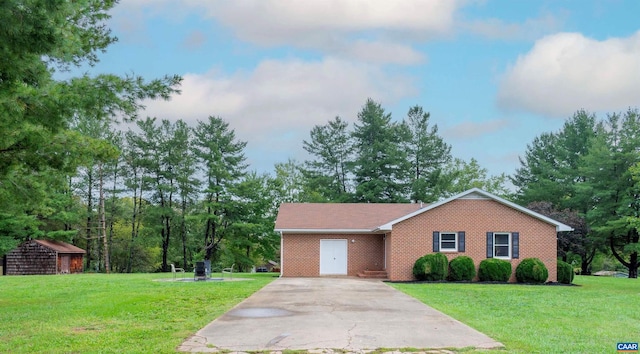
[320,239,347,275]
[60,255,70,274]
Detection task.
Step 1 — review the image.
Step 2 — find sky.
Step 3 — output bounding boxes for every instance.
[77,0,640,178]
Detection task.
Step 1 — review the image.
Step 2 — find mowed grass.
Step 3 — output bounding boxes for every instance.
[390,276,640,353]
[0,272,275,353]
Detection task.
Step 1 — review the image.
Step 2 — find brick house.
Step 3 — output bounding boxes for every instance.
[274,188,572,282]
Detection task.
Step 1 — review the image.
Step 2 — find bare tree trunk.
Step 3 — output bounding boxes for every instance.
[127,169,142,273]
[85,169,93,270]
[99,163,110,274]
[181,199,187,269]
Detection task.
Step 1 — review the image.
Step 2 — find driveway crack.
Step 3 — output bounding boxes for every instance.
[344,323,357,350]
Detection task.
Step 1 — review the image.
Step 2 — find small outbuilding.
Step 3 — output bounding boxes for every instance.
[4,239,85,275]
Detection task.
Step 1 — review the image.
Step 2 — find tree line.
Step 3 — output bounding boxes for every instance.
[513,109,640,278]
[1,1,637,278]
[286,99,509,204]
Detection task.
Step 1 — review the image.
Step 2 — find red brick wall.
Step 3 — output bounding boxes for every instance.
[387,198,558,282]
[282,234,384,277]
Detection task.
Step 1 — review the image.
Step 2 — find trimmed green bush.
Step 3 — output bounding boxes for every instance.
[413,253,448,281]
[448,256,476,281]
[478,258,512,282]
[557,260,574,284]
[516,258,549,284]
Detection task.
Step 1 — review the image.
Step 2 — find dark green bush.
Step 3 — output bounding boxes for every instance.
[515,258,549,284]
[448,256,476,281]
[557,260,574,284]
[478,258,512,282]
[413,253,448,281]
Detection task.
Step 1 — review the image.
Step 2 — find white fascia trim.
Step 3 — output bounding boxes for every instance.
[377,187,574,232]
[275,228,377,234]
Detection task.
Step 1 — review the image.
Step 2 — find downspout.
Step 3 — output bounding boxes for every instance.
[383,234,387,270]
[279,231,284,278]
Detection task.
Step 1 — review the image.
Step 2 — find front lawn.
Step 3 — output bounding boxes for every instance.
[0,272,275,353]
[390,276,640,353]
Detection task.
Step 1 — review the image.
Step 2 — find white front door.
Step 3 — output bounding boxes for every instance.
[320,239,347,275]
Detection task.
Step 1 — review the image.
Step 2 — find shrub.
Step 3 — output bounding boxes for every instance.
[478,258,512,282]
[557,260,574,284]
[413,253,448,281]
[516,258,549,284]
[448,256,476,281]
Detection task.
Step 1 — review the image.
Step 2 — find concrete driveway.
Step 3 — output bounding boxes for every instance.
[178,277,503,352]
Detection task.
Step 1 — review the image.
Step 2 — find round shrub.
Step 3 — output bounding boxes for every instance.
[557,260,574,284]
[413,253,448,281]
[448,256,476,281]
[515,258,549,284]
[478,258,512,282]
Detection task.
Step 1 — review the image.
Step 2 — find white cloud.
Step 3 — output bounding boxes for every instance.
[497,31,640,117]
[444,119,510,139]
[192,0,458,40]
[182,30,206,50]
[465,13,563,41]
[114,0,459,65]
[140,57,415,154]
[340,40,426,65]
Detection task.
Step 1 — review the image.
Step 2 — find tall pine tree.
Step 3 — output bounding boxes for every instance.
[352,99,411,203]
[404,106,451,203]
[302,117,353,202]
[192,116,248,261]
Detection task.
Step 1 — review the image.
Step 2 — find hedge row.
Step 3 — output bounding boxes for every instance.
[412,254,568,283]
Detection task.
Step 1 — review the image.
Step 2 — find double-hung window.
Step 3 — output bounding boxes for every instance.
[440,232,458,252]
[487,231,519,259]
[433,231,465,252]
[493,232,511,259]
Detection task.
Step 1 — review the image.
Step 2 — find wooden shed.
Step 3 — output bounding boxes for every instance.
[4,239,85,275]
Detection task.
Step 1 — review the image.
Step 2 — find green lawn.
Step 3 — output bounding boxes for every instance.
[2,273,637,353]
[0,272,275,353]
[390,276,640,353]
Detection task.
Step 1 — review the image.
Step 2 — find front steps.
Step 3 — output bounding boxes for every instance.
[357,270,388,279]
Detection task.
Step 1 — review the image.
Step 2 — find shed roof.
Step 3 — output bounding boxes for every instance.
[275,203,423,233]
[35,239,86,254]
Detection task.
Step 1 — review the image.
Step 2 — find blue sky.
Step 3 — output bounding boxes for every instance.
[80,0,640,178]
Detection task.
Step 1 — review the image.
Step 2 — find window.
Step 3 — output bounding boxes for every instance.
[493,232,511,259]
[433,231,465,252]
[440,232,457,252]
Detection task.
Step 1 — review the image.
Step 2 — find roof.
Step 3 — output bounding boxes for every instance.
[377,188,573,232]
[35,239,86,254]
[274,203,423,233]
[275,188,573,233]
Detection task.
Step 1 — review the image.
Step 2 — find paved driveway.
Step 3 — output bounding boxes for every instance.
[178,277,502,352]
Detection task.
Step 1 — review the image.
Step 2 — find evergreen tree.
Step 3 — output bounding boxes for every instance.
[224,172,279,271]
[302,117,353,202]
[404,106,451,203]
[192,116,248,261]
[171,120,200,269]
[352,99,411,203]
[0,1,180,257]
[580,110,640,278]
[512,110,600,274]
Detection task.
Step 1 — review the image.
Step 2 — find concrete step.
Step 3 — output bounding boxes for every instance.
[357,270,388,279]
